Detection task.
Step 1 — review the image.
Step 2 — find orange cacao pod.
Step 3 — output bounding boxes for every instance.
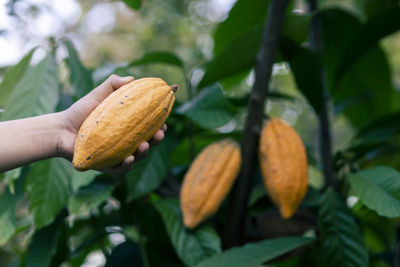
[180,139,241,229]
[72,77,177,171]
[259,118,308,218]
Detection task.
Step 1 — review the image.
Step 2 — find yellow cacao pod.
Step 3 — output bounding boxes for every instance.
[180,139,241,229]
[72,77,177,171]
[259,118,308,219]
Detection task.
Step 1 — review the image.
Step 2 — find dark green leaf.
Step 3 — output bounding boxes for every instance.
[228,91,296,108]
[341,112,400,162]
[1,54,59,120]
[106,240,143,267]
[133,199,183,266]
[282,13,311,44]
[199,26,262,88]
[119,0,142,10]
[219,70,250,93]
[353,203,395,254]
[69,180,114,215]
[153,198,221,266]
[175,85,236,129]
[248,186,266,208]
[64,40,94,99]
[69,229,108,267]
[70,169,100,192]
[26,215,63,267]
[349,166,400,218]
[0,167,28,245]
[170,133,229,166]
[49,220,70,267]
[27,158,72,229]
[333,6,400,87]
[318,188,368,267]
[129,51,183,68]
[1,167,21,194]
[127,136,177,201]
[213,0,306,55]
[321,8,398,127]
[280,38,323,113]
[213,0,269,55]
[196,236,313,267]
[0,49,34,107]
[201,0,309,88]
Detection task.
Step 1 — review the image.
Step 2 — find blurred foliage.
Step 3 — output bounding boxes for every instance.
[1,0,400,266]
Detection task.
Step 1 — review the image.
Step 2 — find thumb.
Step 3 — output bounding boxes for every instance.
[90,74,134,103]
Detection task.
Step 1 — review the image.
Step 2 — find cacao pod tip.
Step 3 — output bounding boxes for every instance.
[280,207,295,219]
[171,84,179,92]
[183,215,197,229]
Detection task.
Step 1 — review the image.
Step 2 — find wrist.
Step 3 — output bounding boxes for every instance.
[55,110,74,160]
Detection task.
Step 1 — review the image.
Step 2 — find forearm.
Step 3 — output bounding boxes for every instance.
[0,112,65,172]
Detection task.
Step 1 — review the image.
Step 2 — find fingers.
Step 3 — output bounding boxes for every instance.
[105,124,167,172]
[148,129,164,146]
[149,124,167,146]
[134,142,149,162]
[90,75,135,103]
[97,124,167,174]
[100,155,135,175]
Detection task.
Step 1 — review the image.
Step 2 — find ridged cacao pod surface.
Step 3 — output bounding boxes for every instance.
[73,77,177,171]
[180,138,241,229]
[259,118,308,218]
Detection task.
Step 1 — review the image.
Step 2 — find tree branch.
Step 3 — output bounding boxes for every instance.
[222,0,290,248]
[308,0,336,188]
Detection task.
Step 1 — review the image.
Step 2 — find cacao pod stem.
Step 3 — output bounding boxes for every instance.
[171,84,179,92]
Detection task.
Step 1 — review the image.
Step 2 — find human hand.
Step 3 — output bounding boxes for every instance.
[57,74,166,174]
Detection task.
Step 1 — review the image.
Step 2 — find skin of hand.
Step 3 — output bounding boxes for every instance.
[57,74,167,174]
[0,74,166,173]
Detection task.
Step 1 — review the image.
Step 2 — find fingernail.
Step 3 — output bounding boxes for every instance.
[122,76,134,82]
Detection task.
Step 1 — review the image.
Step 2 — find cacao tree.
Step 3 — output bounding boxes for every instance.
[0,0,400,266]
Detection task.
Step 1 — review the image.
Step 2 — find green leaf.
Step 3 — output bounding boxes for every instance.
[199,26,262,88]
[321,8,398,127]
[1,167,21,194]
[354,203,395,255]
[333,6,400,87]
[27,158,72,229]
[227,91,296,109]
[0,167,28,245]
[127,137,176,201]
[26,214,63,267]
[200,0,309,88]
[349,166,400,218]
[119,0,142,10]
[170,133,230,166]
[213,0,306,55]
[106,240,143,267]
[153,198,221,266]
[248,185,266,208]
[69,181,114,215]
[133,199,182,266]
[213,0,269,55]
[1,54,59,120]
[0,49,35,107]
[175,85,236,129]
[70,169,100,192]
[356,111,400,137]
[128,51,183,68]
[64,40,94,99]
[280,38,323,114]
[363,0,397,18]
[282,13,311,44]
[196,236,313,267]
[318,188,368,267]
